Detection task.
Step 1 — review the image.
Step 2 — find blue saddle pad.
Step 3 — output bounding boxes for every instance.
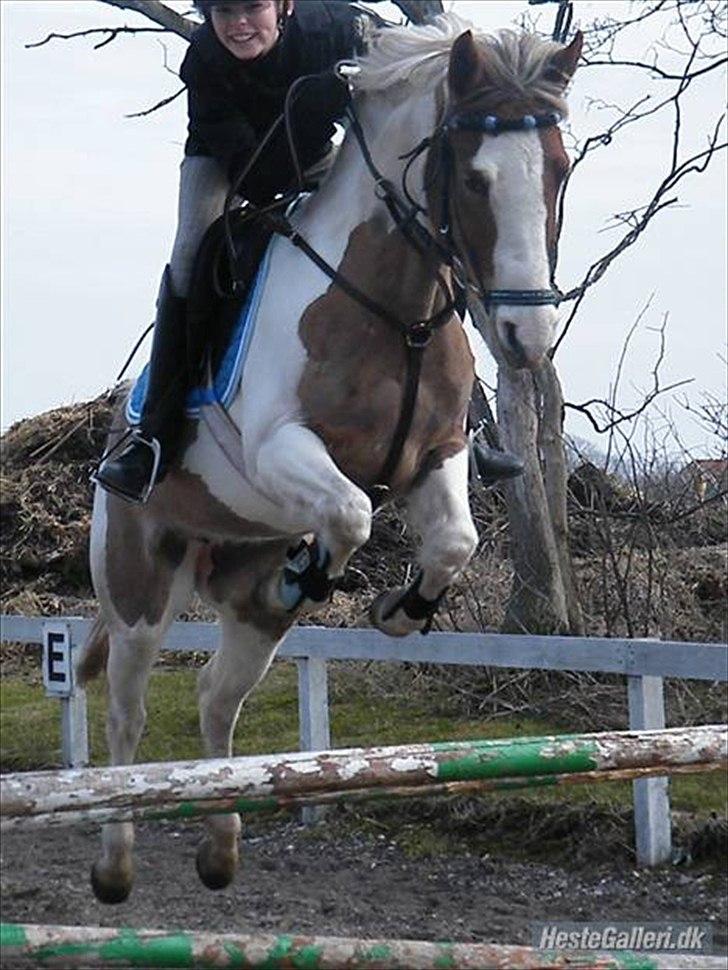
[126,238,275,425]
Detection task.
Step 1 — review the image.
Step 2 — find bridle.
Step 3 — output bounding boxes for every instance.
[221,74,567,498]
[388,101,566,314]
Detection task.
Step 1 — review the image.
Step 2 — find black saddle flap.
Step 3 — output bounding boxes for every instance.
[186,209,276,376]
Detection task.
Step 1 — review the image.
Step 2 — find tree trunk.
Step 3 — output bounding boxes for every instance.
[497,365,571,634]
[535,359,584,635]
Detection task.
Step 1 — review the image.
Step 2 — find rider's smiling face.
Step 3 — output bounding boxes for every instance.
[210,1,282,62]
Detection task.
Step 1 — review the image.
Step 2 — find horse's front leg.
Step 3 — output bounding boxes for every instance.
[254,423,372,609]
[371,447,478,636]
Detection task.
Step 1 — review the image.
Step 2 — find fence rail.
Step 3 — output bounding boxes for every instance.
[3,726,725,831]
[4,922,724,970]
[2,614,726,866]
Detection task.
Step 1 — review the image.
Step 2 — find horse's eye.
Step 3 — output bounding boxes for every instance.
[464,172,490,197]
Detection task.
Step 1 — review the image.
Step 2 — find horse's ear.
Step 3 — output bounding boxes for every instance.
[545,30,583,88]
[448,31,485,101]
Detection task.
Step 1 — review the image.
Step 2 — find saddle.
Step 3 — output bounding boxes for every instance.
[186,206,278,378]
[126,204,290,426]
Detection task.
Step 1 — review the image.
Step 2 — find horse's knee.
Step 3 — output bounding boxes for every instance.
[316,490,372,566]
[421,522,478,583]
[106,702,147,759]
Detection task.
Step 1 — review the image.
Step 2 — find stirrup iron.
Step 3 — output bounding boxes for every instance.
[91,434,162,505]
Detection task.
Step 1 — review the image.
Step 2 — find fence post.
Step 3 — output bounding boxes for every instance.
[42,621,89,768]
[297,656,331,824]
[628,674,671,866]
[62,626,89,769]
[61,688,89,768]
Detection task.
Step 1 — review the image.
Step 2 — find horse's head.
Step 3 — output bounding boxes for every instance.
[429,28,582,370]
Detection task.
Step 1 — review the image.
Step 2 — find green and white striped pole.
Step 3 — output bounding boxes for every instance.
[2,726,725,830]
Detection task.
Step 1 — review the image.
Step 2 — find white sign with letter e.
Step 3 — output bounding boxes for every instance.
[42,621,73,696]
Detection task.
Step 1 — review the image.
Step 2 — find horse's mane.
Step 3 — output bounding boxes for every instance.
[352,13,569,114]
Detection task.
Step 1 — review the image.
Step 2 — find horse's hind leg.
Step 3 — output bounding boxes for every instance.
[90,626,162,903]
[371,448,477,636]
[195,542,294,890]
[89,491,195,903]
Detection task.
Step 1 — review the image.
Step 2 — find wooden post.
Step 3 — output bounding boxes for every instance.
[297,657,331,824]
[628,674,671,866]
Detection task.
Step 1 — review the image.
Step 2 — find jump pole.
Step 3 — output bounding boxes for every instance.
[2,726,725,830]
[2,924,725,970]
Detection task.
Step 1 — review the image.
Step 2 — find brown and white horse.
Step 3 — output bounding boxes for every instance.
[80,15,581,902]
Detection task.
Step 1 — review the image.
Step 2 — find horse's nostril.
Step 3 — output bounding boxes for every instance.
[503,321,528,367]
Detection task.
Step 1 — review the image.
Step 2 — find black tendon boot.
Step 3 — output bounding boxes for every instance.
[94,267,189,503]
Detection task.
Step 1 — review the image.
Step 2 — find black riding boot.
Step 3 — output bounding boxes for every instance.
[470,440,524,486]
[94,267,189,503]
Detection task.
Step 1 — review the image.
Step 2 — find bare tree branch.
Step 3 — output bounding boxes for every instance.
[125,85,186,118]
[26,26,165,50]
[98,0,195,41]
[564,310,695,435]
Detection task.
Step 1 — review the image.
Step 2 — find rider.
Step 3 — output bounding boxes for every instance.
[94,0,376,503]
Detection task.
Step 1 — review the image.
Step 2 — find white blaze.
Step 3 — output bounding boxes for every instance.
[472,131,558,365]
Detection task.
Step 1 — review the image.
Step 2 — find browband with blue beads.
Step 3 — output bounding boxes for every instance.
[447,111,562,136]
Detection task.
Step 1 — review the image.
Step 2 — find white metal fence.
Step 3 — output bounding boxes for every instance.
[2,614,726,867]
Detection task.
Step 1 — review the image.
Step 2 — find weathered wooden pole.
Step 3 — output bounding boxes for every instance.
[2,924,724,970]
[2,726,725,830]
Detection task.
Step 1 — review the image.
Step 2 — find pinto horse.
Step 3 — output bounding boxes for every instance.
[80,15,582,903]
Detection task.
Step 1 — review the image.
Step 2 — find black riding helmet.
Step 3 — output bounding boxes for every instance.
[193,0,292,22]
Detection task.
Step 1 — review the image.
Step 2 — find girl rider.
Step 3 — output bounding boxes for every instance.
[94,0,376,503]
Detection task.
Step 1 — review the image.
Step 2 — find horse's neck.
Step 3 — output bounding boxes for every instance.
[300,89,439,249]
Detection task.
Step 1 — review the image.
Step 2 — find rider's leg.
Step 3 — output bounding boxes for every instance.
[94,157,229,503]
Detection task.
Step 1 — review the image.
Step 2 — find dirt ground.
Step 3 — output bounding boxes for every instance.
[2,814,726,958]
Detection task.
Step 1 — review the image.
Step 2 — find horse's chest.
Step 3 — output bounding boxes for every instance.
[292,219,473,487]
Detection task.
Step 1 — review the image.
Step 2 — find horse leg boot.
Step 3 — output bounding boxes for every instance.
[93,266,189,504]
[371,448,477,636]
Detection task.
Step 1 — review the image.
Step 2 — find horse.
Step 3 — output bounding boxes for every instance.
[79,14,582,903]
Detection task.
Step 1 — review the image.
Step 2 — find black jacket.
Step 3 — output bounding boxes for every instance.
[180,1,375,202]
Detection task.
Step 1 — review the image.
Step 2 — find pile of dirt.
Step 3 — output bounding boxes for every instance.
[1,394,118,617]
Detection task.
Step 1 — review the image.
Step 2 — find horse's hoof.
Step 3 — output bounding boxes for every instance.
[90,861,133,905]
[369,588,415,637]
[195,839,238,891]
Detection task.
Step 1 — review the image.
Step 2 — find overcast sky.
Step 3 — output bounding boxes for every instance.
[2,0,726,457]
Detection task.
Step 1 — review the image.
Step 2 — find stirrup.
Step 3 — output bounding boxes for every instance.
[90,434,162,505]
